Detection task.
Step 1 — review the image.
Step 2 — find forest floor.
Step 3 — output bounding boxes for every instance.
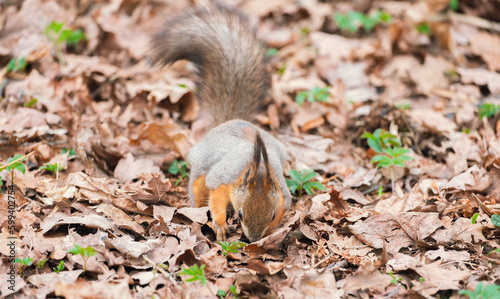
[1,0,500,298]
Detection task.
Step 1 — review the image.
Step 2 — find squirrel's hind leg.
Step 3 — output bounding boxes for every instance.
[209,185,231,241]
[192,175,209,207]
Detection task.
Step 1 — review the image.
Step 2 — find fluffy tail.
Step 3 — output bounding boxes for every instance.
[151,5,269,124]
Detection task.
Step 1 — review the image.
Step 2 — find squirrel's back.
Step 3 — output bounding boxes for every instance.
[151,5,269,124]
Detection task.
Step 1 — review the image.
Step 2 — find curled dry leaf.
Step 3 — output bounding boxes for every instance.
[349,212,442,253]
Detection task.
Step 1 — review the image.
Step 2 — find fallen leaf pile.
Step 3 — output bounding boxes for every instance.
[1,0,500,298]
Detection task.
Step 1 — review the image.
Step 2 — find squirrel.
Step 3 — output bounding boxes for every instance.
[151,4,291,242]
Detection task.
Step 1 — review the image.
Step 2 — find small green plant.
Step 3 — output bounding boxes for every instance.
[54,260,65,273]
[39,163,64,179]
[486,248,500,255]
[14,257,34,277]
[266,48,279,57]
[36,258,48,269]
[278,63,286,75]
[377,185,384,198]
[389,271,403,285]
[334,9,392,34]
[295,87,330,106]
[286,169,326,196]
[218,240,247,256]
[419,277,425,282]
[217,285,239,299]
[444,68,459,80]
[14,257,34,266]
[362,129,413,192]
[179,264,206,286]
[471,213,480,224]
[24,98,38,108]
[300,27,311,37]
[67,244,97,273]
[416,23,431,36]
[449,0,459,11]
[1,154,27,183]
[168,159,189,185]
[6,57,27,73]
[395,102,411,110]
[361,129,401,153]
[479,103,500,119]
[459,282,500,299]
[43,21,87,66]
[492,214,500,227]
[61,148,76,157]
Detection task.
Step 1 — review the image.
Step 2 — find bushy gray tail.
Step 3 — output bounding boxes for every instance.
[151,5,269,125]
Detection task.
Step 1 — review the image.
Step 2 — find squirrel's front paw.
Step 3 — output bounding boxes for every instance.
[215,223,228,241]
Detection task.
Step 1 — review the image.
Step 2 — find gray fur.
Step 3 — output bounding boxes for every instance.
[151,5,269,124]
[188,120,291,209]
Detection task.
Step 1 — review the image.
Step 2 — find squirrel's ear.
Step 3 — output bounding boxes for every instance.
[243,133,263,184]
[257,133,272,182]
[256,133,278,191]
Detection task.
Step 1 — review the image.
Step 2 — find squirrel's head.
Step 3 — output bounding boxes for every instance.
[232,133,286,242]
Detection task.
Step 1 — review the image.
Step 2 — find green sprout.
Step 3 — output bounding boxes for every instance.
[36,258,47,269]
[43,21,87,66]
[67,244,97,273]
[479,103,500,119]
[361,128,401,153]
[416,23,431,36]
[471,213,480,224]
[24,98,38,108]
[217,285,239,299]
[6,57,27,73]
[486,248,500,256]
[295,87,330,106]
[179,264,206,286]
[266,48,279,57]
[61,148,76,157]
[449,0,459,11]
[389,271,403,285]
[278,63,286,75]
[459,283,500,299]
[377,185,384,198]
[286,169,326,196]
[362,129,413,192]
[334,9,392,34]
[168,159,189,185]
[218,240,247,256]
[395,102,411,110]
[14,257,34,278]
[14,257,34,266]
[54,260,65,273]
[492,214,500,227]
[39,163,64,179]
[1,154,27,184]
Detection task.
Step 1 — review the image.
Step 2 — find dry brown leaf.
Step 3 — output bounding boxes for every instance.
[349,212,442,253]
[470,31,500,71]
[177,207,209,224]
[114,153,162,183]
[280,267,341,298]
[40,212,114,235]
[95,203,145,235]
[343,263,392,294]
[374,184,425,214]
[54,279,133,299]
[457,67,500,94]
[408,109,457,135]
